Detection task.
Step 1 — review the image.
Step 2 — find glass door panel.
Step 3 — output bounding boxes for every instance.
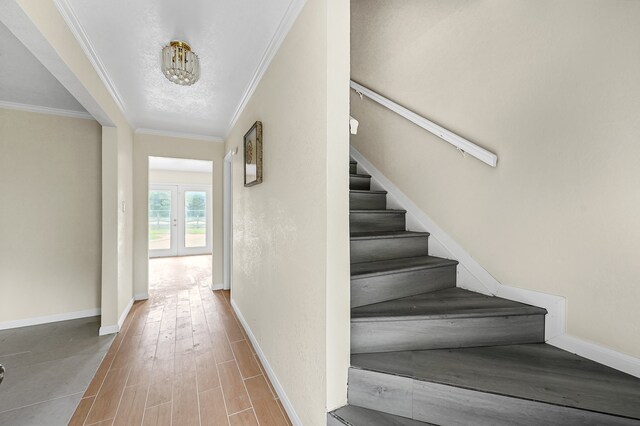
[149,185,178,257]
[184,191,207,248]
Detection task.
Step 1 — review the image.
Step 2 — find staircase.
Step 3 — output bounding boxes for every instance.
[328,159,640,425]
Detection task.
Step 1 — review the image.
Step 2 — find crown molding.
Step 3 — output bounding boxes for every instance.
[53,0,130,125]
[224,0,307,139]
[0,100,94,120]
[135,128,224,143]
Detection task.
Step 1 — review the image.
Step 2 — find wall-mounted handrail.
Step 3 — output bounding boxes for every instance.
[350,80,498,167]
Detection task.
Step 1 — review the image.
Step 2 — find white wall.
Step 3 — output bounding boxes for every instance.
[225,0,350,423]
[351,0,640,358]
[17,0,136,332]
[133,133,224,297]
[0,108,101,324]
[149,169,212,186]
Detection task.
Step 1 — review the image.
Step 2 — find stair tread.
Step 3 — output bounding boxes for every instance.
[351,287,546,321]
[350,173,371,178]
[351,255,457,277]
[350,209,406,214]
[351,343,640,420]
[350,231,429,240]
[350,189,387,194]
[330,405,435,425]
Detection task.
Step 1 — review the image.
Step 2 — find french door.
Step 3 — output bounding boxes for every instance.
[149,184,212,257]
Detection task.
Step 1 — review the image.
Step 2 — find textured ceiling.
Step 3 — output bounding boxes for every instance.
[66,0,293,138]
[0,21,86,112]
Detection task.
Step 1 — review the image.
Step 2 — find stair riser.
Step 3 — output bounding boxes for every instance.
[350,176,371,190]
[350,212,406,233]
[348,369,637,426]
[349,163,357,174]
[350,236,429,263]
[351,315,545,353]
[350,193,387,210]
[351,266,456,308]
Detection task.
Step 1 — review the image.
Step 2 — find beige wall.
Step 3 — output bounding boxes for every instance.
[18,0,135,331]
[149,170,212,186]
[351,0,640,357]
[133,133,224,296]
[0,108,102,323]
[226,0,350,423]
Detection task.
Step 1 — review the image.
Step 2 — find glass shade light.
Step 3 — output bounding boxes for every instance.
[161,41,200,86]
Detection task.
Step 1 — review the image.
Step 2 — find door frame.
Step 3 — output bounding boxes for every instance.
[223,150,234,290]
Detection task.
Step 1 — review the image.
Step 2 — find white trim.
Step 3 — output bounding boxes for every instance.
[0,308,101,331]
[134,293,149,301]
[0,100,94,120]
[548,334,640,379]
[118,298,134,329]
[223,150,235,291]
[350,146,563,338]
[225,0,307,138]
[53,0,129,123]
[210,283,224,291]
[136,128,224,143]
[100,298,134,336]
[350,80,498,167]
[99,324,119,336]
[231,299,302,425]
[351,146,640,376]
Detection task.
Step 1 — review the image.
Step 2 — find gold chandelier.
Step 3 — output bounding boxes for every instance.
[161,41,200,86]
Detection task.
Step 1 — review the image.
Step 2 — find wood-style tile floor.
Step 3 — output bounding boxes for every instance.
[70,256,291,426]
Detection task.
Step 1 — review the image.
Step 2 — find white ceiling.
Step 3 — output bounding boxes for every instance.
[65,0,293,138]
[0,21,86,113]
[149,156,213,173]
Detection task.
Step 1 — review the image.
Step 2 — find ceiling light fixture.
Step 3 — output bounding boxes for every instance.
[161,40,200,86]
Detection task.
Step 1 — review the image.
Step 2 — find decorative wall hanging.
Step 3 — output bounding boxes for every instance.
[244,121,263,187]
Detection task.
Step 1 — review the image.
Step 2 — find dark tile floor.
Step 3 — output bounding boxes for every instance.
[0,316,113,425]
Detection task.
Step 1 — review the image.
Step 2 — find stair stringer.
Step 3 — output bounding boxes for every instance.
[350,146,565,341]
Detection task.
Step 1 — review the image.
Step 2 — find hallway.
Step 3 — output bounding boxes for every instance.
[69,256,290,425]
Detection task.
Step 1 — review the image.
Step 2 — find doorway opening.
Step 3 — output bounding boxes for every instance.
[148,156,213,295]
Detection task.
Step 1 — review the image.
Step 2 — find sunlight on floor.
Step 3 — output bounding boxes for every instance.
[149,255,212,294]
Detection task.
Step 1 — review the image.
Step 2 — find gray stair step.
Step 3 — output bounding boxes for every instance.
[349,344,640,425]
[351,256,458,308]
[350,210,406,233]
[350,161,357,174]
[350,190,387,210]
[328,405,434,426]
[350,231,430,263]
[350,174,371,190]
[351,288,546,353]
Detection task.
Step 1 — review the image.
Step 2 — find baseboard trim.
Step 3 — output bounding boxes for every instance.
[210,283,224,291]
[100,298,134,336]
[134,293,149,301]
[548,334,640,379]
[99,324,119,336]
[230,299,302,425]
[118,299,134,330]
[0,308,101,331]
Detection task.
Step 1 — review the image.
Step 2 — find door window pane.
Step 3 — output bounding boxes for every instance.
[185,191,207,248]
[149,190,172,250]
